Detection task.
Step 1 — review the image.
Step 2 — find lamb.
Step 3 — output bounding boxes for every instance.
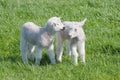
[20,17,65,65]
[56,18,87,65]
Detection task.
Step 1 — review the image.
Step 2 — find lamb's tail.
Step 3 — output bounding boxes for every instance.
[80,18,87,27]
[20,31,28,64]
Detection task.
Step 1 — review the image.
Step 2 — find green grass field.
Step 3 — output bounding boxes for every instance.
[0,0,120,80]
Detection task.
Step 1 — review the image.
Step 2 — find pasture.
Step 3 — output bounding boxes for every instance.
[0,0,120,80]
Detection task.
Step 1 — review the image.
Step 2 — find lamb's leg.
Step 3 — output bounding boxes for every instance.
[28,43,35,61]
[66,40,71,56]
[20,36,28,64]
[77,41,85,63]
[56,33,64,62]
[71,44,78,65]
[35,46,42,65]
[47,44,56,64]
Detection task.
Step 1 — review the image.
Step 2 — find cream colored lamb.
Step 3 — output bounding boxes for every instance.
[20,17,65,65]
[56,18,87,65]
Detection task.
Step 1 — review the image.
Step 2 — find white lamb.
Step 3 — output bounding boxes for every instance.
[56,18,87,65]
[20,17,65,65]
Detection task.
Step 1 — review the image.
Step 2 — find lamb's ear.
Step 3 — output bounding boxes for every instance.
[52,22,57,26]
[58,17,61,19]
[79,18,87,27]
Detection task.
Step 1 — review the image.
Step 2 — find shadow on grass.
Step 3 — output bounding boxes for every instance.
[0,55,21,63]
[99,44,120,55]
[0,54,52,66]
[39,54,51,66]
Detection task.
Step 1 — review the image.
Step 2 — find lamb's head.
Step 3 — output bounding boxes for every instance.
[46,17,65,32]
[63,18,87,40]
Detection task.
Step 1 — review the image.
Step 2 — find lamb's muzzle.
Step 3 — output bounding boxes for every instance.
[61,27,65,31]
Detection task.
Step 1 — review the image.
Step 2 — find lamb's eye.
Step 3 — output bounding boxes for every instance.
[75,29,77,32]
[53,23,59,27]
[57,23,60,26]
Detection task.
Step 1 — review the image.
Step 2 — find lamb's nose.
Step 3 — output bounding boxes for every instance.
[61,27,65,31]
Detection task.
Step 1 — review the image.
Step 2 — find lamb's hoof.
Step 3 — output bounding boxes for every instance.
[35,63,40,66]
[51,60,56,65]
[73,62,78,66]
[73,63,78,66]
[56,59,62,63]
[35,61,40,66]
[23,61,28,64]
[81,61,86,65]
[51,62,56,65]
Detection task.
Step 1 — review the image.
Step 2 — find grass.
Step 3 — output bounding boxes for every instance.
[0,0,120,80]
